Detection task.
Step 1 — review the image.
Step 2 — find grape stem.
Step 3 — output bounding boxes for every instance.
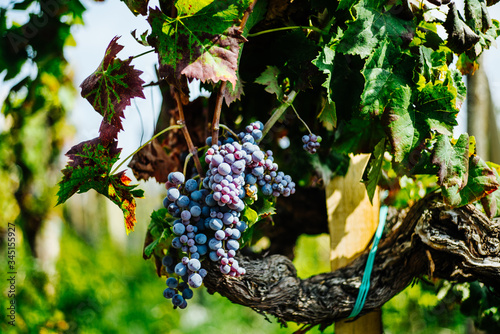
[110,124,183,175]
[290,103,312,135]
[211,81,227,146]
[219,124,239,139]
[261,90,298,141]
[174,89,205,177]
[130,49,155,60]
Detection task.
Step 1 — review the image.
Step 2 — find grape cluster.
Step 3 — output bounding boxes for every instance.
[162,172,211,308]
[302,134,322,154]
[160,121,297,309]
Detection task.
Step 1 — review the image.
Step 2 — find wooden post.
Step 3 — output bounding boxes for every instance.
[326,154,382,333]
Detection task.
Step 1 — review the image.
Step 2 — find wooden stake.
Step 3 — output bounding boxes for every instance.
[326,154,382,334]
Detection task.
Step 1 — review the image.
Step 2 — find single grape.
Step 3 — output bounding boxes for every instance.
[163,288,176,299]
[169,172,185,186]
[166,277,178,288]
[188,273,203,288]
[172,294,184,307]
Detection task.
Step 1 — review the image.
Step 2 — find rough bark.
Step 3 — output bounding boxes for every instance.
[203,193,500,330]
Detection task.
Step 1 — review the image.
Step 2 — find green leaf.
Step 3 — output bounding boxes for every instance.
[443,154,499,207]
[383,86,413,162]
[312,31,338,127]
[255,66,283,99]
[432,133,469,191]
[443,2,480,54]
[363,138,386,203]
[144,238,160,257]
[80,36,145,143]
[241,206,258,227]
[255,197,276,218]
[57,138,143,234]
[318,99,337,128]
[465,0,485,33]
[414,80,459,135]
[338,0,415,59]
[360,39,408,116]
[147,1,250,86]
[337,0,360,11]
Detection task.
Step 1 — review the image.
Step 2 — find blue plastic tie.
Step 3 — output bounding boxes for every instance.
[347,205,388,318]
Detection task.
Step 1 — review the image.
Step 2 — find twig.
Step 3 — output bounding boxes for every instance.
[239,0,258,32]
[111,124,183,175]
[219,124,239,139]
[173,89,204,177]
[211,81,227,146]
[261,90,298,141]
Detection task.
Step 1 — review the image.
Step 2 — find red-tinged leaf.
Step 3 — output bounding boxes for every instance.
[432,133,469,191]
[147,2,250,87]
[57,138,144,234]
[441,154,499,207]
[480,162,500,218]
[106,173,144,234]
[80,36,145,143]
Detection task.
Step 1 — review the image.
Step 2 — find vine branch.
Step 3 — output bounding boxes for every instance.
[173,89,204,177]
[202,193,500,330]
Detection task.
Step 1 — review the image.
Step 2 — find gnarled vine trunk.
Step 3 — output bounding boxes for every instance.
[203,192,500,330]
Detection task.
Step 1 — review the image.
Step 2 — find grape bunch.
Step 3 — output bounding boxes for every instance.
[302,134,322,154]
[161,171,211,308]
[160,121,297,309]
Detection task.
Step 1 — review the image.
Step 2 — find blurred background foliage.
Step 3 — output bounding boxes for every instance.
[1,0,499,333]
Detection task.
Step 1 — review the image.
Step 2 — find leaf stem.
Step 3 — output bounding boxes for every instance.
[211,81,227,146]
[290,103,312,134]
[261,90,298,141]
[174,89,204,177]
[110,124,183,175]
[130,49,155,60]
[248,26,324,37]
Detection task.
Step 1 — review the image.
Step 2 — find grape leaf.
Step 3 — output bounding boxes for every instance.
[382,86,413,163]
[318,100,337,128]
[442,155,498,207]
[57,138,144,234]
[338,0,415,59]
[363,138,386,203]
[414,80,459,135]
[255,66,283,99]
[80,36,145,143]
[432,133,469,191]
[313,34,338,127]
[147,1,250,86]
[480,162,500,218]
[444,2,480,54]
[465,0,487,33]
[120,0,149,16]
[360,39,409,116]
